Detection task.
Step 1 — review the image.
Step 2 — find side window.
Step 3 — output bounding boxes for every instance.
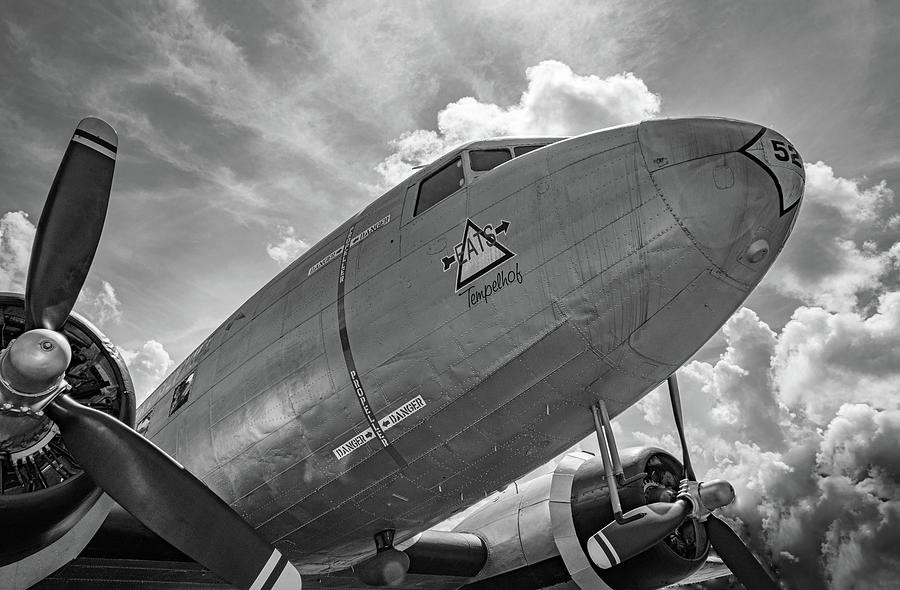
[469,149,512,172]
[136,411,152,435]
[514,145,544,157]
[415,157,464,216]
[168,373,194,416]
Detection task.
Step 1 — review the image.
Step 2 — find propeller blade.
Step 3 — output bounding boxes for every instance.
[586,499,691,569]
[706,514,779,590]
[25,118,117,331]
[666,374,778,588]
[667,374,696,481]
[44,394,302,589]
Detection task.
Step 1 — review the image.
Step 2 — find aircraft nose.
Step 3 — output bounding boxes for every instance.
[639,118,805,284]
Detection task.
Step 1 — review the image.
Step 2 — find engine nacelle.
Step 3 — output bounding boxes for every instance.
[0,294,134,573]
[454,447,708,590]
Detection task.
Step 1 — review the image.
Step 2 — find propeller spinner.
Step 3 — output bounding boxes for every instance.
[586,375,779,590]
[0,118,302,589]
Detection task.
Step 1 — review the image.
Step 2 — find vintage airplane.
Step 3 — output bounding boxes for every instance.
[0,114,804,589]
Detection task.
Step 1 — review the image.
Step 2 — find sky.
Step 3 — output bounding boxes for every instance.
[1,1,899,588]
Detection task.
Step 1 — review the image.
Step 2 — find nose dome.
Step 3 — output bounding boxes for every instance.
[639,118,805,285]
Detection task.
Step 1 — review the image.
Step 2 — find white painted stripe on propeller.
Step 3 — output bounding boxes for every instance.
[588,530,621,569]
[268,562,303,589]
[72,134,117,160]
[599,530,621,565]
[587,536,610,569]
[250,549,283,590]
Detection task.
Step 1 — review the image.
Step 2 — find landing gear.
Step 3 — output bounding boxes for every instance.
[587,373,779,590]
[590,400,644,525]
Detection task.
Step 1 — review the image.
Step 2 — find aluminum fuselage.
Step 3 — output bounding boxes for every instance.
[136,118,803,573]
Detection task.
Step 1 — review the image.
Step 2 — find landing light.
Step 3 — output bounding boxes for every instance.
[745,239,770,264]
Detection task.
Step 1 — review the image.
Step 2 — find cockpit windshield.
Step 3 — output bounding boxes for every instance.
[469,149,512,172]
[415,157,464,216]
[513,145,544,157]
[413,140,560,217]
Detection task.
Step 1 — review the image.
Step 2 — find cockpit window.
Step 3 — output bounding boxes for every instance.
[514,145,544,157]
[469,149,512,172]
[415,157,464,215]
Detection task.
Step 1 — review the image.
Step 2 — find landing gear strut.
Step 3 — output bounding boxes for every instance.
[591,400,645,524]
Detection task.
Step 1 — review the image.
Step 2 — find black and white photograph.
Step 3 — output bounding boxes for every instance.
[1,2,898,589]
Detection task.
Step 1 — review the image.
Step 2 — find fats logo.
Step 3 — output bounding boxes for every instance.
[441,218,514,291]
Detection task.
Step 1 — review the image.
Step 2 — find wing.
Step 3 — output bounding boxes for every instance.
[671,555,733,586]
[33,504,229,589]
[35,506,473,590]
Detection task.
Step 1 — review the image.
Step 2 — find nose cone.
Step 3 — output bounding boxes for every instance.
[639,118,804,284]
[1,329,72,394]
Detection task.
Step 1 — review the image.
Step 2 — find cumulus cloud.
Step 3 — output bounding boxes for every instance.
[122,340,174,404]
[707,403,900,589]
[75,280,123,327]
[266,226,310,266]
[0,210,124,327]
[0,211,35,292]
[696,308,786,449]
[767,162,896,312]
[376,60,661,186]
[773,294,900,424]
[627,302,900,588]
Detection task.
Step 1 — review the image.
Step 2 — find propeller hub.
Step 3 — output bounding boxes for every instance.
[698,479,736,511]
[0,329,72,397]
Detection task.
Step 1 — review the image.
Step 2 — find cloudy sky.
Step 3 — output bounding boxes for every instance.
[1,1,899,588]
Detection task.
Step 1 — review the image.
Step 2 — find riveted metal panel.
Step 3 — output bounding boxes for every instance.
[351,194,402,286]
[518,473,553,509]
[518,499,556,564]
[401,186,468,257]
[638,118,759,173]
[175,395,214,477]
[243,297,288,360]
[629,270,746,367]
[467,511,525,578]
[208,314,325,426]
[207,374,297,467]
[548,126,636,172]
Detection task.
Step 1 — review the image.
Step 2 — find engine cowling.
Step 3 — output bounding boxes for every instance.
[0,293,135,567]
[454,447,708,590]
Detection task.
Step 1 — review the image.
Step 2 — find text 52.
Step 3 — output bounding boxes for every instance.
[771,139,802,167]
